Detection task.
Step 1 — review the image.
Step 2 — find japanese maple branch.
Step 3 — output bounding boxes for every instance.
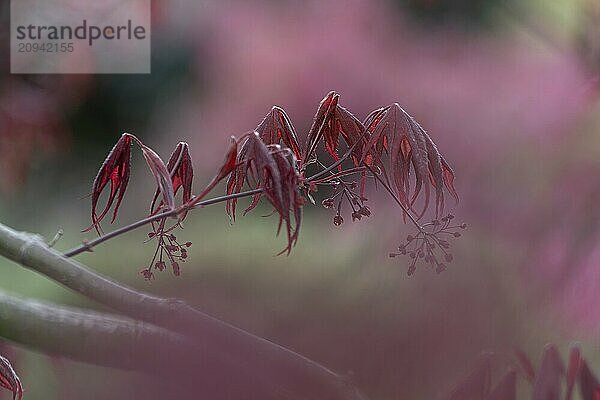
[63,145,363,259]
[64,188,263,257]
[364,164,423,230]
[0,222,365,400]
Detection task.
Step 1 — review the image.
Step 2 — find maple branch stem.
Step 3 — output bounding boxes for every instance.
[364,165,423,231]
[306,145,360,182]
[0,222,365,400]
[64,188,263,258]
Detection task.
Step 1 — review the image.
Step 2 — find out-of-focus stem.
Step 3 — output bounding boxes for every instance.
[0,289,285,398]
[0,223,365,400]
[0,289,185,371]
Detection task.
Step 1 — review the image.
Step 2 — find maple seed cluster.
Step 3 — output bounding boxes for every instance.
[86,90,463,278]
[389,214,466,275]
[141,231,193,280]
[320,181,371,225]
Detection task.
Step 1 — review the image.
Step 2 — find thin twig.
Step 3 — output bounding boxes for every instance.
[364,164,422,231]
[64,188,262,257]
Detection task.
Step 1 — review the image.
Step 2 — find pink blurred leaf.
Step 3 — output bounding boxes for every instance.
[514,348,536,383]
[532,344,564,400]
[565,346,582,400]
[446,353,492,400]
[579,360,600,400]
[485,370,516,400]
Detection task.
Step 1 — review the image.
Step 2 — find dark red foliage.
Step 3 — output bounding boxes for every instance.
[302,91,366,169]
[226,132,303,253]
[215,137,239,183]
[151,142,194,215]
[271,150,303,255]
[86,133,133,234]
[85,91,462,278]
[188,137,240,208]
[362,103,458,218]
[87,133,176,234]
[0,355,22,400]
[256,106,302,160]
[227,133,278,219]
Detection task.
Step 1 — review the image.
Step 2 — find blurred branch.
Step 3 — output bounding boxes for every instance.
[0,289,188,372]
[0,222,365,400]
[0,289,289,399]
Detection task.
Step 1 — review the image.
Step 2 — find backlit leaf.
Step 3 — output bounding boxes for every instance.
[86,133,133,234]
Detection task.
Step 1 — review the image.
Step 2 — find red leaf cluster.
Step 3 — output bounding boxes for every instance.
[226,133,302,254]
[87,133,178,233]
[256,106,301,160]
[151,142,194,216]
[302,91,366,169]
[87,133,132,234]
[362,103,458,218]
[86,90,462,276]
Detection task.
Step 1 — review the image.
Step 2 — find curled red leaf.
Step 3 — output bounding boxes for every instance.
[191,136,238,206]
[302,91,366,169]
[140,143,175,213]
[256,106,302,160]
[215,137,238,183]
[151,142,194,215]
[361,103,458,218]
[226,132,303,253]
[271,150,303,255]
[0,355,22,400]
[86,133,132,234]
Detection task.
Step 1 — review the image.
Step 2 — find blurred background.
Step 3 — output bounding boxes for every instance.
[1,0,600,398]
